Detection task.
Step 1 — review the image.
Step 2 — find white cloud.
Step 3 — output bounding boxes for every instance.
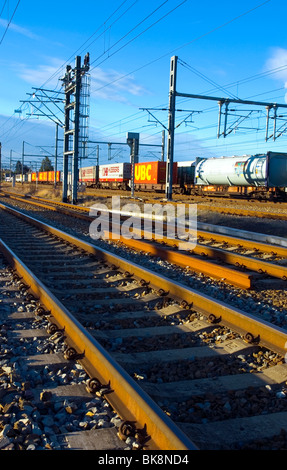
[265,47,287,103]
[91,67,148,103]
[0,18,40,40]
[15,60,147,103]
[265,47,287,83]
[17,58,65,87]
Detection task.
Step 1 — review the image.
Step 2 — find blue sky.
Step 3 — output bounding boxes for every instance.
[1,0,287,170]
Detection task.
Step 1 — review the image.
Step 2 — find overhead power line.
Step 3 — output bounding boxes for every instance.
[0,0,21,46]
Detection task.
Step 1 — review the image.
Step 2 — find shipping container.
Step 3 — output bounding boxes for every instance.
[176,161,196,186]
[46,171,61,182]
[15,174,28,182]
[48,171,54,182]
[79,166,97,183]
[38,171,48,182]
[99,163,131,182]
[134,161,177,185]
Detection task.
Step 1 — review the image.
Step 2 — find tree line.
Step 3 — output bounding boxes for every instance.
[13,157,54,174]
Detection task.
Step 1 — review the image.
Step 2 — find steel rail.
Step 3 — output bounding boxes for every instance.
[160,237,287,282]
[196,229,287,258]
[1,193,286,283]
[0,192,254,288]
[2,190,287,254]
[0,217,197,451]
[4,187,287,221]
[0,192,91,220]
[198,204,287,221]
[1,202,287,357]
[97,220,286,285]
[101,227,254,289]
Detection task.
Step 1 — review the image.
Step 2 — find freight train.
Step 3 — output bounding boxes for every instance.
[14,151,287,200]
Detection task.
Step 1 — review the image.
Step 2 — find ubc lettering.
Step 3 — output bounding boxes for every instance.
[135,164,152,182]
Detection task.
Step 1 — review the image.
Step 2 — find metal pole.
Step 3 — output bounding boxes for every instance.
[96,145,99,183]
[54,123,58,188]
[10,150,12,184]
[131,140,135,198]
[166,55,177,200]
[0,143,2,190]
[22,141,24,185]
[62,65,72,202]
[273,106,277,141]
[265,106,270,142]
[161,130,165,161]
[223,102,229,138]
[217,101,223,138]
[71,55,81,204]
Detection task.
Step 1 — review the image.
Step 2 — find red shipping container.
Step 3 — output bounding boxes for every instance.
[134,161,177,184]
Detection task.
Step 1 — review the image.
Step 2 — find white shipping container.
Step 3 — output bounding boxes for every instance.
[99,163,131,181]
[79,166,97,183]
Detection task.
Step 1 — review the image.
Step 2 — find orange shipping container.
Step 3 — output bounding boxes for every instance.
[48,171,54,182]
[134,161,177,184]
[38,172,48,182]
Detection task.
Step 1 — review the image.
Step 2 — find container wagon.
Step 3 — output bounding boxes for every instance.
[79,163,131,190]
[28,171,61,184]
[99,162,131,190]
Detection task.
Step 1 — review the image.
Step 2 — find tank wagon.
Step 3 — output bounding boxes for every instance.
[193,152,287,199]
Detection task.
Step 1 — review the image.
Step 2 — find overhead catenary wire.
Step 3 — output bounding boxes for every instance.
[0,0,21,46]
[0,0,280,160]
[89,0,187,73]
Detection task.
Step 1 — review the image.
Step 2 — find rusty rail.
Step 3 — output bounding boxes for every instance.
[1,202,287,355]
[2,193,287,285]
[0,210,197,451]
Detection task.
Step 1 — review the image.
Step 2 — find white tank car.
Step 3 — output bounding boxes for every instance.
[195,152,287,188]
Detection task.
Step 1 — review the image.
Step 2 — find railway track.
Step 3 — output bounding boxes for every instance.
[0,259,131,451]
[0,205,195,451]
[1,190,287,291]
[1,203,287,449]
